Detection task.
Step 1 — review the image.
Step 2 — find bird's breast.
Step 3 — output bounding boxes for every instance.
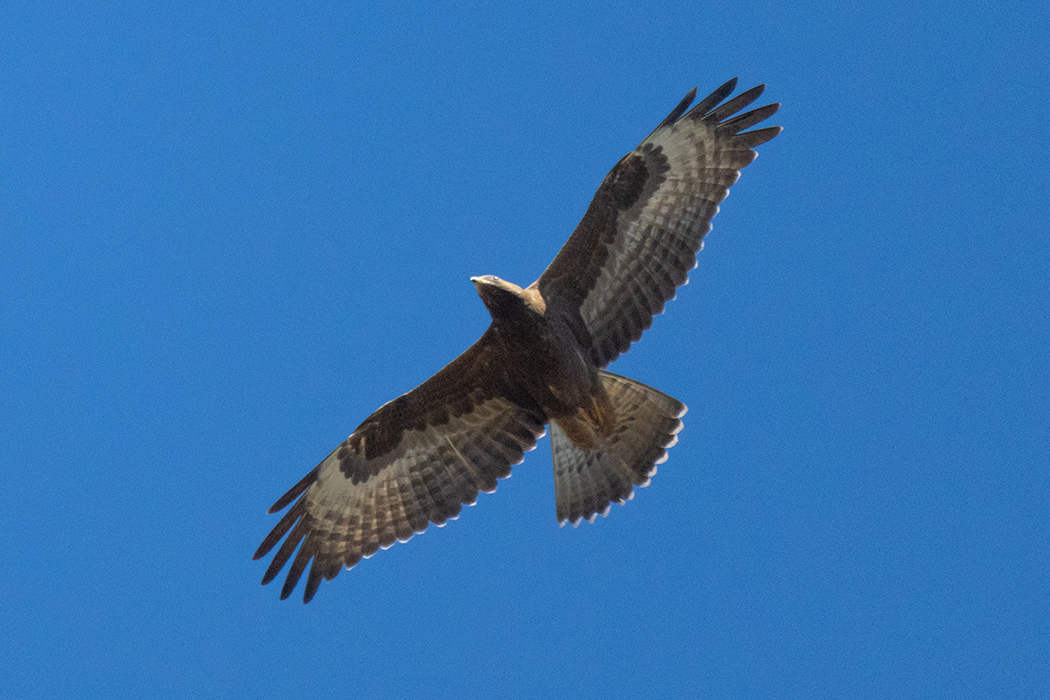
[494,315,598,421]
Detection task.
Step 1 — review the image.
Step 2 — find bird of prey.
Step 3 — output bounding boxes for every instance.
[254,78,781,602]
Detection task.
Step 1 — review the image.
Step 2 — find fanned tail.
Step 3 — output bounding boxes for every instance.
[551,371,686,526]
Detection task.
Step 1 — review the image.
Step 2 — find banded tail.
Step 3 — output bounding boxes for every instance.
[550,371,686,526]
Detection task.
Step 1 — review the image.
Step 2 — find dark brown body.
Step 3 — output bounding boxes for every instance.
[472,275,615,450]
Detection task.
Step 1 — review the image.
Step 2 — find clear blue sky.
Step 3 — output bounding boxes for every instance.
[3,2,1048,698]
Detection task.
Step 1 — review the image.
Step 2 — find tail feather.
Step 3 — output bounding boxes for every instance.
[551,371,686,526]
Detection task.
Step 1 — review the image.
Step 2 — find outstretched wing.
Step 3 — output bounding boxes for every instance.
[533,79,781,367]
[253,330,547,602]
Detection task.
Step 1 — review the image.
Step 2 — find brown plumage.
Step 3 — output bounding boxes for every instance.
[254,78,781,601]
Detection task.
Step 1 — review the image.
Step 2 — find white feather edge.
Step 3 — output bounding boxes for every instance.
[557,403,688,528]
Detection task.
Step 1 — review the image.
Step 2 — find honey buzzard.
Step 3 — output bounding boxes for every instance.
[254,79,781,601]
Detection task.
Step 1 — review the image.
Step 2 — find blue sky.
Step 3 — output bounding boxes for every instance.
[2,2,1048,698]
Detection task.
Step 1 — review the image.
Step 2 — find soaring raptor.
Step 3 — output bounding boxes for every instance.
[255,79,781,601]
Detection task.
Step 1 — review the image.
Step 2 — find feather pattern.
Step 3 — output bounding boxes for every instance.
[255,79,780,601]
[535,79,781,367]
[254,333,547,602]
[551,371,686,526]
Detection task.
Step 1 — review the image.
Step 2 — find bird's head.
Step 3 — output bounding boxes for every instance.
[471,275,546,319]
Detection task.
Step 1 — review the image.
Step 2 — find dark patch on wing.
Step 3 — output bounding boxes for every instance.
[607,150,652,208]
[338,330,509,475]
[533,145,670,312]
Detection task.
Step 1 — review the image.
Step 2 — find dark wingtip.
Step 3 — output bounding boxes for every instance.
[659,87,697,128]
[268,466,320,513]
[717,101,782,136]
[713,77,739,97]
[254,499,306,561]
[261,565,280,586]
[302,565,326,603]
[690,78,739,118]
[703,83,772,125]
[734,125,783,149]
[259,516,309,587]
[278,533,314,600]
[279,578,296,600]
